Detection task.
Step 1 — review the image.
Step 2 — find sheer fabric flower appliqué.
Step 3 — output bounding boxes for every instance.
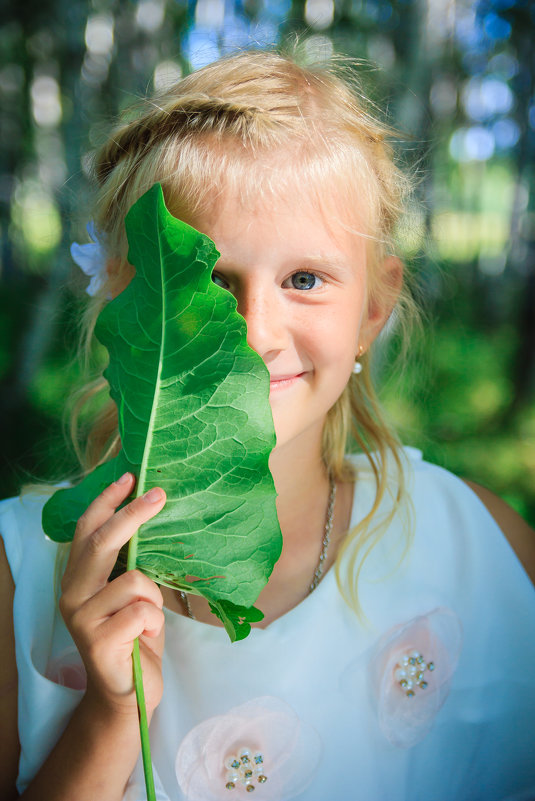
[46,646,87,691]
[175,696,322,800]
[370,607,462,748]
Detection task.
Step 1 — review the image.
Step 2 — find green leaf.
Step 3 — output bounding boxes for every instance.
[208,599,266,641]
[43,183,282,641]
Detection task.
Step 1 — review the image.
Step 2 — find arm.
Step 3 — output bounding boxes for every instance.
[3,476,167,801]
[463,480,535,587]
[20,690,150,801]
[0,538,20,801]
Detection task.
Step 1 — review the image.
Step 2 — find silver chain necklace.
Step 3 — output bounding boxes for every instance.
[178,475,337,621]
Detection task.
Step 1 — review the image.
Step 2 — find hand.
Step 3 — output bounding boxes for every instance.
[59,474,167,716]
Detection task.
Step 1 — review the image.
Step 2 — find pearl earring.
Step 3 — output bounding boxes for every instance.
[353,345,364,375]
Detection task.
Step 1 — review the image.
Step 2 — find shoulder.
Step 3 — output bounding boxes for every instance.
[462,479,535,587]
[0,492,61,587]
[0,493,79,795]
[0,491,52,528]
[398,451,535,589]
[0,496,25,582]
[349,449,535,594]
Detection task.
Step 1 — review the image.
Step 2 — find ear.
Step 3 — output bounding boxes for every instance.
[107,258,135,298]
[360,256,403,349]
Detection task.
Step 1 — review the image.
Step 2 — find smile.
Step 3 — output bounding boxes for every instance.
[269,373,306,391]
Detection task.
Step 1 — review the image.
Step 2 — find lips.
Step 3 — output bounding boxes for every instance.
[269,372,305,390]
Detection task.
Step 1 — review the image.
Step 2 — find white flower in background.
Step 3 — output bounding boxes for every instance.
[70,222,108,296]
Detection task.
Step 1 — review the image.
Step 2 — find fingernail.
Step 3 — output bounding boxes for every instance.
[115,472,132,485]
[144,487,164,503]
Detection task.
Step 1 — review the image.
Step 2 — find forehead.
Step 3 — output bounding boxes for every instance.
[195,164,368,242]
[163,138,378,278]
[183,183,368,284]
[166,135,373,233]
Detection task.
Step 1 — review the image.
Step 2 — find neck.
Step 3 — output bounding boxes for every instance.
[268,425,329,538]
[250,425,351,626]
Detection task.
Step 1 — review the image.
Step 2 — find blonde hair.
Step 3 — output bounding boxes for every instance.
[72,48,417,614]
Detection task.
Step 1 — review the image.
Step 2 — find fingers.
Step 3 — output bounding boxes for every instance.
[67,570,164,630]
[57,476,168,710]
[71,472,137,549]
[99,600,165,646]
[76,599,165,658]
[76,600,166,699]
[63,477,166,604]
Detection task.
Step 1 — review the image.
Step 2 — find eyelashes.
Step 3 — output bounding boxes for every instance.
[211,270,324,292]
[211,272,230,290]
[284,271,323,291]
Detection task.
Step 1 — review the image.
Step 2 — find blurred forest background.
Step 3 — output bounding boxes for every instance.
[1,0,534,523]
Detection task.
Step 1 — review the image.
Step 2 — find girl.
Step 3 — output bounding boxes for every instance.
[1,49,535,801]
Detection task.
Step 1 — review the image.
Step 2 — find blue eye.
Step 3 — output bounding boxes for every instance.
[212,272,229,289]
[290,271,320,290]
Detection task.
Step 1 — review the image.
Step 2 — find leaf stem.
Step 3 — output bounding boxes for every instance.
[132,638,156,801]
[128,532,155,800]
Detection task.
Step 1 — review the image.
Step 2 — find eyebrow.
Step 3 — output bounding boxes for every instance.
[213,254,357,277]
[293,255,354,274]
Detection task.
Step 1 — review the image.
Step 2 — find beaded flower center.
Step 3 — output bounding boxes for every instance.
[394,650,435,697]
[224,747,268,793]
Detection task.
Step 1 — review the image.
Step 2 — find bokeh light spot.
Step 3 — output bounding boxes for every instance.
[136,0,166,32]
[304,0,334,30]
[195,0,225,29]
[153,60,183,92]
[85,14,115,56]
[483,12,511,41]
[31,76,62,128]
[492,118,520,150]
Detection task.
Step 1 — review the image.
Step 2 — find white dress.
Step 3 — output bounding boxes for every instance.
[2,449,535,801]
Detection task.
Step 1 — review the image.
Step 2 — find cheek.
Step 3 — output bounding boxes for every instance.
[308,303,363,362]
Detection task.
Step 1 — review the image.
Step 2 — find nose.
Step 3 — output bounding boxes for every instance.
[237,282,289,359]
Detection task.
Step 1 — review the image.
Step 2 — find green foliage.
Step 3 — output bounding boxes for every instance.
[380,286,535,523]
[42,183,282,642]
[3,0,535,531]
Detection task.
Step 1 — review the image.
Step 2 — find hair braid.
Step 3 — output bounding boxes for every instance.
[95,95,276,187]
